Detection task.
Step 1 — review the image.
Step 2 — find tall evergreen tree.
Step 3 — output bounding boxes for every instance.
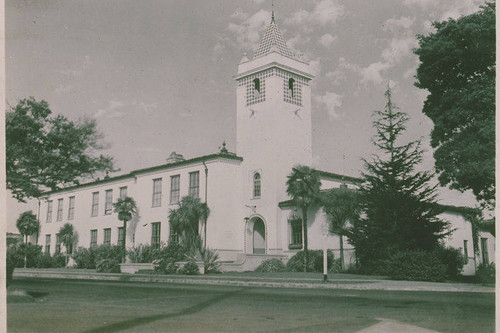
[349,88,450,272]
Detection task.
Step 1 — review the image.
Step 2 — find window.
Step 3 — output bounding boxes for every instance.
[151,222,161,249]
[289,219,302,249]
[463,240,469,259]
[117,227,124,247]
[105,189,113,215]
[289,78,295,97]
[152,178,162,207]
[45,234,51,253]
[90,229,98,248]
[170,226,179,243]
[68,196,75,220]
[56,198,63,221]
[46,200,53,223]
[253,173,261,198]
[103,228,111,246]
[481,238,489,265]
[189,171,200,198]
[55,234,61,253]
[119,186,128,199]
[91,192,99,217]
[170,175,180,204]
[253,78,260,94]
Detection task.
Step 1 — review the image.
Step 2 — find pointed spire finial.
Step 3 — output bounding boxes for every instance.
[271,0,275,23]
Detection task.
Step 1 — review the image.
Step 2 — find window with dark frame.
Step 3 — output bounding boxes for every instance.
[170,175,180,204]
[45,234,51,253]
[253,173,261,198]
[152,178,162,207]
[151,222,161,249]
[46,200,53,223]
[103,228,111,246]
[117,227,124,247]
[105,189,113,215]
[68,196,75,220]
[90,229,98,248]
[289,219,303,249]
[169,225,179,243]
[56,198,63,221]
[253,78,260,93]
[481,237,489,265]
[119,186,128,199]
[91,192,99,217]
[463,239,468,260]
[189,171,200,198]
[55,233,61,253]
[289,78,295,97]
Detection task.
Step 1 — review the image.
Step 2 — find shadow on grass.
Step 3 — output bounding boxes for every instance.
[83,288,248,333]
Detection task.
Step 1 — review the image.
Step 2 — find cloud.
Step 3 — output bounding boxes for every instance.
[94,100,126,119]
[227,10,270,52]
[325,57,358,85]
[402,0,435,9]
[315,91,343,119]
[230,8,249,20]
[286,0,344,26]
[359,61,392,85]
[438,0,483,21]
[319,33,337,47]
[381,37,418,65]
[309,58,321,76]
[54,84,72,95]
[383,16,415,33]
[252,0,266,4]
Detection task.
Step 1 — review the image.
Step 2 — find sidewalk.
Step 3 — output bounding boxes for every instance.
[13,268,494,293]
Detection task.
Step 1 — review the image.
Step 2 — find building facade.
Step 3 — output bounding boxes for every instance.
[35,14,493,274]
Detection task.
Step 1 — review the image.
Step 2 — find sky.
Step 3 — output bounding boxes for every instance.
[5,0,488,231]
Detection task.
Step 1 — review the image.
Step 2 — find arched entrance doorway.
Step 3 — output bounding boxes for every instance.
[253,218,265,254]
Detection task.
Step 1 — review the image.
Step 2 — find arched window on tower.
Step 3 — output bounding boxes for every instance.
[253,78,261,97]
[253,173,261,198]
[288,78,295,97]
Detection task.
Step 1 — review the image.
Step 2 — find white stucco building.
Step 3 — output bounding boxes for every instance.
[34,14,493,274]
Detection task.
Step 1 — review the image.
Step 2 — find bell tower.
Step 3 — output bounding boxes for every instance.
[235,13,314,203]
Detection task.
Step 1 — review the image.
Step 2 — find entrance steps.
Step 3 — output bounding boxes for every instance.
[220,253,288,272]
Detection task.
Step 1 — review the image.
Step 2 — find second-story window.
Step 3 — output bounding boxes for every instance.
[56,198,63,222]
[189,171,200,198]
[288,78,295,97]
[152,178,162,207]
[68,196,75,220]
[170,175,180,204]
[253,173,261,198]
[119,186,128,199]
[105,189,113,215]
[46,200,53,223]
[91,192,99,217]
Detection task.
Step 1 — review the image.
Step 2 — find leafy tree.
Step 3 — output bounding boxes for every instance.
[169,196,210,252]
[16,210,40,268]
[58,223,77,265]
[6,97,114,202]
[286,165,321,271]
[113,196,138,260]
[349,88,450,273]
[414,2,495,209]
[322,186,361,270]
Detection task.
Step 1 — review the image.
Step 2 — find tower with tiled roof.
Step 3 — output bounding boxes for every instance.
[235,12,315,255]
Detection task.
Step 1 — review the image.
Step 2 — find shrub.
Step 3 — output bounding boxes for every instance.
[255,258,287,273]
[328,259,342,273]
[188,248,221,274]
[51,253,67,268]
[286,250,334,272]
[94,245,125,263]
[432,246,465,279]
[35,253,54,268]
[386,250,447,282]
[476,263,495,285]
[127,244,159,263]
[6,246,20,286]
[179,261,200,275]
[153,242,187,274]
[96,259,121,273]
[73,247,96,269]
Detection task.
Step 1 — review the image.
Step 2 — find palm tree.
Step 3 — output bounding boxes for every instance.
[16,210,40,268]
[113,196,138,261]
[286,165,321,271]
[322,186,361,270]
[58,223,77,266]
[169,196,210,252]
